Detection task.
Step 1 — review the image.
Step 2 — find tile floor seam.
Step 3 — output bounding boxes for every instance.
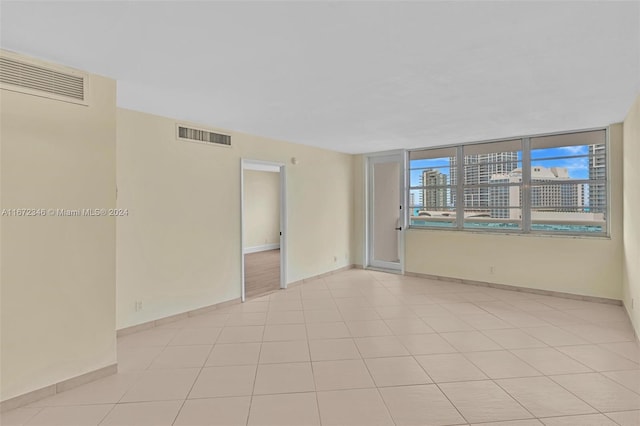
[368,275,405,426]
[499,377,602,419]
[302,303,323,426]
[113,351,164,407]
[602,370,640,396]
[462,350,546,381]
[431,381,472,425]
[597,343,640,363]
[554,344,638,373]
[477,328,550,351]
[170,331,221,426]
[602,409,639,426]
[535,413,616,425]
[545,372,624,417]
[245,314,268,426]
[93,402,117,426]
[488,377,553,422]
[336,299,396,425]
[18,407,43,425]
[357,321,398,425]
[504,346,596,377]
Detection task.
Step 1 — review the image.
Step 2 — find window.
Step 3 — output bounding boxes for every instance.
[529,130,607,234]
[408,129,608,236]
[408,147,457,228]
[460,139,523,231]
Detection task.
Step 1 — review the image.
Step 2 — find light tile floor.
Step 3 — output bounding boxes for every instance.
[3,269,640,425]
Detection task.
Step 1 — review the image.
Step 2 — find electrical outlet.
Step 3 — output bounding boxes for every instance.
[489,266,495,274]
[333,256,338,262]
[632,298,635,309]
[135,300,143,312]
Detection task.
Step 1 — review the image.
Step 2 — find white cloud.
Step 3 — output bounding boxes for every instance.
[559,145,588,155]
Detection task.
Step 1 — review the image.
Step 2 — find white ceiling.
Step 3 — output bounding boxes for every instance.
[1,1,639,154]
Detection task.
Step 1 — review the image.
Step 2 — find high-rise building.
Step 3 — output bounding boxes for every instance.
[422,169,447,208]
[450,152,519,208]
[589,143,606,210]
[489,166,586,219]
[488,169,521,219]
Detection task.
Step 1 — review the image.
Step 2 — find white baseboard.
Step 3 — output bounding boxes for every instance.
[244,243,280,254]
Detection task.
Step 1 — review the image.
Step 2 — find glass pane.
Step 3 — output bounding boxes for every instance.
[529,182,605,234]
[458,142,522,212]
[463,160,523,185]
[409,165,452,187]
[530,131,607,234]
[531,207,606,234]
[409,148,456,229]
[410,207,457,228]
[463,207,522,230]
[531,130,606,184]
[531,157,589,181]
[409,189,423,211]
[463,183,522,230]
[464,186,521,207]
[531,145,589,160]
[410,148,457,188]
[409,187,454,213]
[589,182,607,210]
[372,161,400,263]
[530,181,589,210]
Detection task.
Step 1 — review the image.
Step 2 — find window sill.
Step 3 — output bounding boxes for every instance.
[405,226,611,240]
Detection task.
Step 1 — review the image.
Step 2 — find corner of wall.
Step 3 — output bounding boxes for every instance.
[1,52,117,403]
[622,93,640,336]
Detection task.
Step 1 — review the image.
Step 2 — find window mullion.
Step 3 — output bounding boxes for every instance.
[522,137,531,233]
[455,146,464,230]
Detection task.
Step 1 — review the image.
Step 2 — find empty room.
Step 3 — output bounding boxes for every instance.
[1,1,639,426]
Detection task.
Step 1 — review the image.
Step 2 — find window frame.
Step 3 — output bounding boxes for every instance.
[406,127,610,237]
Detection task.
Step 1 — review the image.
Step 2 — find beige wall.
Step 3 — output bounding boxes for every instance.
[354,125,624,300]
[352,155,365,266]
[0,57,117,401]
[623,94,640,332]
[243,170,280,250]
[116,109,353,329]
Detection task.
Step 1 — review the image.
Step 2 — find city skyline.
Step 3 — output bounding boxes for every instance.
[410,144,607,219]
[409,144,600,188]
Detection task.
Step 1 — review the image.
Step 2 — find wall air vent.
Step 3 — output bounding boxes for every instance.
[176,124,231,147]
[0,54,87,104]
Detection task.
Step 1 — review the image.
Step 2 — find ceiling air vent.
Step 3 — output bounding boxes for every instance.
[176,124,231,147]
[0,55,86,104]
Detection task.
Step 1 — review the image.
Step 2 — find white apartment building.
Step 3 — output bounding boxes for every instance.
[489,166,595,221]
[589,143,607,209]
[450,152,519,207]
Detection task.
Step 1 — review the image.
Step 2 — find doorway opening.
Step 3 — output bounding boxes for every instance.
[240,159,287,301]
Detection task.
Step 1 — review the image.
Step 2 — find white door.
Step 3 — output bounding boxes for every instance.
[368,154,404,271]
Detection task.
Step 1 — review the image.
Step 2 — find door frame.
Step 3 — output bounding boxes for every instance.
[240,159,287,302]
[364,150,406,273]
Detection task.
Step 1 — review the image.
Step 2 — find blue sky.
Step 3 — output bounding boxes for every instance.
[410,145,592,186]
